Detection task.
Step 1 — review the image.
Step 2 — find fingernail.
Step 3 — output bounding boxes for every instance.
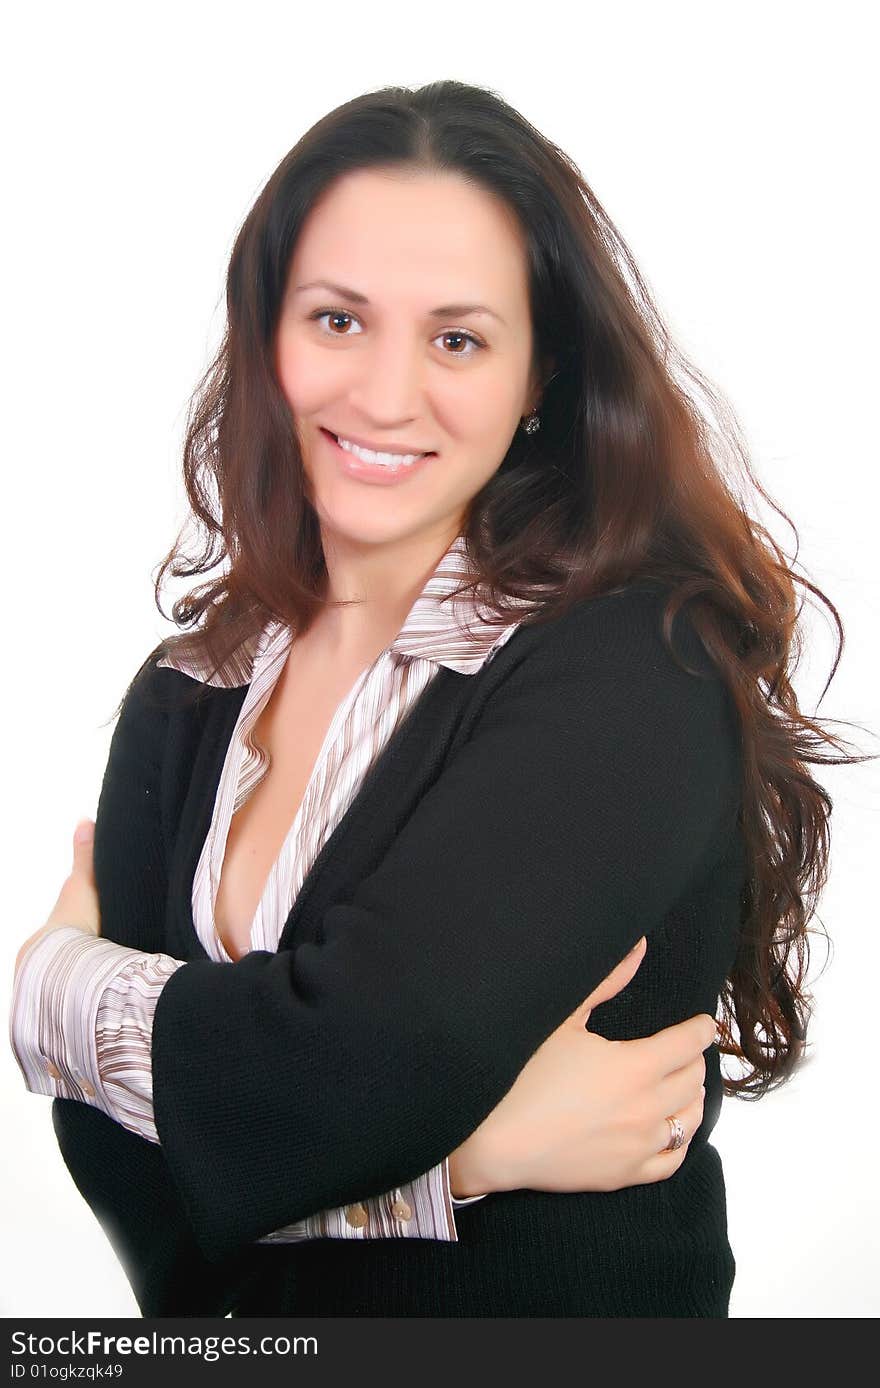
[74,821,94,844]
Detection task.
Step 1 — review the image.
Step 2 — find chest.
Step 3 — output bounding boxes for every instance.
[213,640,375,961]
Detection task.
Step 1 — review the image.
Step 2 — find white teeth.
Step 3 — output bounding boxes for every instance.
[335,435,425,467]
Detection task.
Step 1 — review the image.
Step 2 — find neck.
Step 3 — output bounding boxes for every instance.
[315,520,463,660]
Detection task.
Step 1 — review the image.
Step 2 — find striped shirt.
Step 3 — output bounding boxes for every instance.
[11,532,534,1244]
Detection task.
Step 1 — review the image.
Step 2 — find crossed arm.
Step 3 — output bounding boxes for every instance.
[12,585,741,1267]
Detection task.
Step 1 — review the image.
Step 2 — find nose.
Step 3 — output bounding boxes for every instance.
[346,332,426,424]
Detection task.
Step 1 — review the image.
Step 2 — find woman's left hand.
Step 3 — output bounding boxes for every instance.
[14,820,101,976]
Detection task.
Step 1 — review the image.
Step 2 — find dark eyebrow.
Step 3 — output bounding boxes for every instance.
[292,279,507,326]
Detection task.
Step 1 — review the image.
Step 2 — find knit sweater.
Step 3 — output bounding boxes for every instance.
[11,533,511,1244]
[31,573,746,1317]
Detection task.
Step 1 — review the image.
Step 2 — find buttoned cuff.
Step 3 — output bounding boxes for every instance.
[9,926,166,1127]
[254,1157,487,1245]
[10,928,489,1243]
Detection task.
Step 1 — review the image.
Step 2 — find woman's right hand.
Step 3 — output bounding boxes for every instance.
[448,937,715,1198]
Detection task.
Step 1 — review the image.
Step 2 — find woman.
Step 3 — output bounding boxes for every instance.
[10,80,861,1318]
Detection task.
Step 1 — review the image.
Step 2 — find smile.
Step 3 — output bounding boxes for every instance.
[320,428,437,485]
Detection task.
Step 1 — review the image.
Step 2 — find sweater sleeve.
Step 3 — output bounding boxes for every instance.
[149,587,743,1261]
[10,905,479,1241]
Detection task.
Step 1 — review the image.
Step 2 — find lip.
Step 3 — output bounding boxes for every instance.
[320,428,436,486]
[322,427,433,456]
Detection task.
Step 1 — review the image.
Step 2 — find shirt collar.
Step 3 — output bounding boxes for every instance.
[156,532,535,687]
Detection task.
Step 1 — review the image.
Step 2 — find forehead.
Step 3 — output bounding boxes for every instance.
[286,169,531,319]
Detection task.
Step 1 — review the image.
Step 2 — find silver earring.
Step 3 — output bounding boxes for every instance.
[522,411,540,435]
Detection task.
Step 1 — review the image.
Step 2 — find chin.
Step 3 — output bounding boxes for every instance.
[311,496,433,547]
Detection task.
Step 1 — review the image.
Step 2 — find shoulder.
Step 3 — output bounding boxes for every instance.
[463,579,743,853]
[120,641,233,720]
[486,579,741,786]
[108,642,221,763]
[507,579,722,694]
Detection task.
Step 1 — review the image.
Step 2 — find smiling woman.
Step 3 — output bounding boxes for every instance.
[271,165,549,537]
[9,78,869,1320]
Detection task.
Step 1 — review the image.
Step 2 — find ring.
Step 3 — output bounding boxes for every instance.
[663,1116,686,1152]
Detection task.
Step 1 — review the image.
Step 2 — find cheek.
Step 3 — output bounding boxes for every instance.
[454,406,519,483]
[274,349,301,410]
[274,332,325,412]
[431,443,507,509]
[456,379,521,447]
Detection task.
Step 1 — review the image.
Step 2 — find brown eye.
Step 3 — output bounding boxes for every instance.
[441,332,470,354]
[310,309,362,336]
[434,329,484,357]
[309,308,483,356]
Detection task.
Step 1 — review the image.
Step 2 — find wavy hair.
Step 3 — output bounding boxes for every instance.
[143,79,873,1096]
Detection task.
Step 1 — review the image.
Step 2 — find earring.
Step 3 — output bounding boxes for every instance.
[521,411,540,435]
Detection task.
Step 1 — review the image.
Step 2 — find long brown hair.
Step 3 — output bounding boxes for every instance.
[144,79,873,1097]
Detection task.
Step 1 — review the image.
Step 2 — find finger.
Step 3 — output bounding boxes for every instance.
[637,1089,706,1185]
[627,1012,717,1076]
[656,1089,706,1160]
[46,871,98,925]
[652,1054,706,1118]
[44,822,100,935]
[73,820,95,875]
[574,937,647,1025]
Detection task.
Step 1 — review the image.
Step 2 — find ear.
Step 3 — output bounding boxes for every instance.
[527,355,557,414]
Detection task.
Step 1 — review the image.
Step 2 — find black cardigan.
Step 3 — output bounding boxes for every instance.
[51,580,746,1317]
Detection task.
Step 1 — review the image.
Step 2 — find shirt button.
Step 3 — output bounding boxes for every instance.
[391,1197,412,1222]
[345,1202,368,1228]
[44,1060,61,1079]
[69,1067,96,1098]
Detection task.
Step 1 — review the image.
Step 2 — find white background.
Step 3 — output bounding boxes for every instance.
[3,0,877,1319]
